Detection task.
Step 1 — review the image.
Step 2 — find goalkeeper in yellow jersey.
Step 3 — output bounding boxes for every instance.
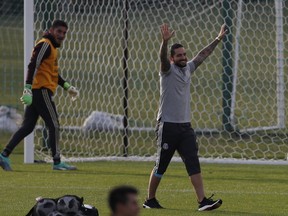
[0,20,79,171]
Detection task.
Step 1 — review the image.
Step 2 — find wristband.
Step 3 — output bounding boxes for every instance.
[64,82,71,90]
[25,84,32,90]
[216,36,221,41]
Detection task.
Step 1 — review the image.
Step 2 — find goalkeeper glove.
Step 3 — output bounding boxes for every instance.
[64,82,79,101]
[20,84,33,106]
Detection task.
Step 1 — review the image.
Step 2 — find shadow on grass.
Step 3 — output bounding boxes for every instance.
[210,210,268,216]
[12,164,151,178]
[143,208,267,216]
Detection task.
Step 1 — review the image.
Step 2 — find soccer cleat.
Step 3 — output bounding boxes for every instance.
[0,154,12,171]
[143,198,164,209]
[53,162,77,171]
[198,194,222,211]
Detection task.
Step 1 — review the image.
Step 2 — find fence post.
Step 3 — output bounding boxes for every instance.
[222,0,234,132]
[122,0,129,156]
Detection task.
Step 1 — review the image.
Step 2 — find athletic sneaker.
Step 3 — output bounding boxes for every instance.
[53,162,77,170]
[143,198,164,209]
[0,154,12,171]
[198,194,222,211]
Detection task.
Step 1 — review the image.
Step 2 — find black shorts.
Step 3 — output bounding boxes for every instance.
[153,121,201,177]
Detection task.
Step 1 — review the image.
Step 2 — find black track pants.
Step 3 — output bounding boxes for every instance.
[3,88,61,163]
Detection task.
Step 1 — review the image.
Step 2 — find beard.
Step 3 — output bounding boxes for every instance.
[175,61,187,68]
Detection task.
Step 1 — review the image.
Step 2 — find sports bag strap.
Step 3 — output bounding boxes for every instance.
[25,206,35,216]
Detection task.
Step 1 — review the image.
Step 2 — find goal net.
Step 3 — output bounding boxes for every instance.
[1,0,288,163]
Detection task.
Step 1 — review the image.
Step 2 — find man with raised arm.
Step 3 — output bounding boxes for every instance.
[143,23,226,211]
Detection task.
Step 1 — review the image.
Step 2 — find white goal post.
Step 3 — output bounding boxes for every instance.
[20,0,288,164]
[24,0,34,163]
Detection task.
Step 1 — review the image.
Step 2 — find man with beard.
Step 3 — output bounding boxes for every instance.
[0,20,79,171]
[143,23,226,211]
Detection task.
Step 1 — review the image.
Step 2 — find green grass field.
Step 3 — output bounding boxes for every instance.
[1,133,288,216]
[1,146,288,215]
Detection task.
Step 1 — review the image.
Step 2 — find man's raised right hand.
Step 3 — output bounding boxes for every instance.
[160,24,175,42]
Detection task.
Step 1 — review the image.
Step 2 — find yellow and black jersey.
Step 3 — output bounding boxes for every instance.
[26,34,66,93]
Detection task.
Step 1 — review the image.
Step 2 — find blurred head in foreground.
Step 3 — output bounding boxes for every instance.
[108,185,140,216]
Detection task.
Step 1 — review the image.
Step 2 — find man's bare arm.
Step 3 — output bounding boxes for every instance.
[192,39,220,69]
[159,24,175,73]
[192,24,227,69]
[160,40,170,72]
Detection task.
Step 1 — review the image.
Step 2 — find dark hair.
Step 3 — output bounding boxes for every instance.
[51,20,68,29]
[170,43,184,56]
[108,185,138,213]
